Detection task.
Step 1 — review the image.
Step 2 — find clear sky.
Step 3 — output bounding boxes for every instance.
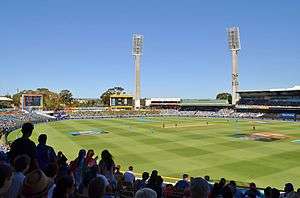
[0,1,299,98]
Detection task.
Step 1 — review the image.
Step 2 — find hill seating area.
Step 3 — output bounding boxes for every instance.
[0,110,54,135]
[0,122,299,198]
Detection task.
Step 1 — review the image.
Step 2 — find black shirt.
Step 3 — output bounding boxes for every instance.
[9,137,37,162]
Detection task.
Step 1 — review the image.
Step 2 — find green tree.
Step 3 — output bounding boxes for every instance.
[100,87,124,106]
[216,92,232,104]
[59,90,73,106]
[12,88,61,110]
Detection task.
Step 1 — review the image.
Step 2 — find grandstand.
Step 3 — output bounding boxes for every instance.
[180,99,231,111]
[235,86,300,115]
[145,98,181,109]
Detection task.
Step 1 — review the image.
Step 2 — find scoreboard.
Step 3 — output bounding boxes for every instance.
[21,94,43,111]
[110,94,133,110]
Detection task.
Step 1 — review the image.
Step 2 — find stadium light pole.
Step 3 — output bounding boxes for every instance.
[227,27,241,105]
[132,34,143,110]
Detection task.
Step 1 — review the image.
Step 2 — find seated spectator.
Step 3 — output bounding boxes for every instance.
[265,186,272,198]
[124,166,136,184]
[21,169,51,198]
[44,162,59,197]
[88,176,108,198]
[272,188,280,198]
[79,165,100,196]
[135,188,157,198]
[210,182,222,198]
[52,175,75,198]
[163,184,175,198]
[135,171,149,190]
[7,154,30,198]
[222,184,234,198]
[271,188,280,198]
[9,122,37,171]
[190,177,209,198]
[219,178,226,188]
[282,183,296,198]
[36,134,57,172]
[175,173,190,190]
[244,182,262,198]
[85,149,98,168]
[204,175,213,192]
[0,163,13,197]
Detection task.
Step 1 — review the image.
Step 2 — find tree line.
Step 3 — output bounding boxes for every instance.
[1,87,232,109]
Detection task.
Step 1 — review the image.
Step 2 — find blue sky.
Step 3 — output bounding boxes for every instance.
[0,1,299,98]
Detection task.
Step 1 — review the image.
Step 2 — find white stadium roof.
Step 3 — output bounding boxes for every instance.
[148,98,181,102]
[238,86,300,93]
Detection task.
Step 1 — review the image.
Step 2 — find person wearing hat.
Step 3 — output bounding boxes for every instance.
[21,169,51,198]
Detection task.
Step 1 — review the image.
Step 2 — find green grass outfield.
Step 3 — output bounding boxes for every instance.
[8,117,300,188]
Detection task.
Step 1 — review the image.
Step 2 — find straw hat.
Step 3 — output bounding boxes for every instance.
[21,169,51,198]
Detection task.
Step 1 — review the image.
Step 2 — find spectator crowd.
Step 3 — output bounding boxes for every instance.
[0,122,299,198]
[0,110,53,135]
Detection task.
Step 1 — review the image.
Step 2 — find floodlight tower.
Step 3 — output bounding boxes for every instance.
[227,27,241,105]
[132,34,144,109]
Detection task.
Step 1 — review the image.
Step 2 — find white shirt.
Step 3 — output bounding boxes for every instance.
[124,170,135,183]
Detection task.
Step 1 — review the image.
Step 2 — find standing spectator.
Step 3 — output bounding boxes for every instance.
[9,122,37,171]
[52,175,75,198]
[175,173,190,190]
[21,169,51,198]
[57,151,69,177]
[7,155,30,198]
[155,176,163,198]
[124,166,135,184]
[147,170,158,188]
[190,177,209,198]
[85,149,98,168]
[70,149,86,189]
[0,163,13,197]
[98,149,116,186]
[36,134,57,172]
